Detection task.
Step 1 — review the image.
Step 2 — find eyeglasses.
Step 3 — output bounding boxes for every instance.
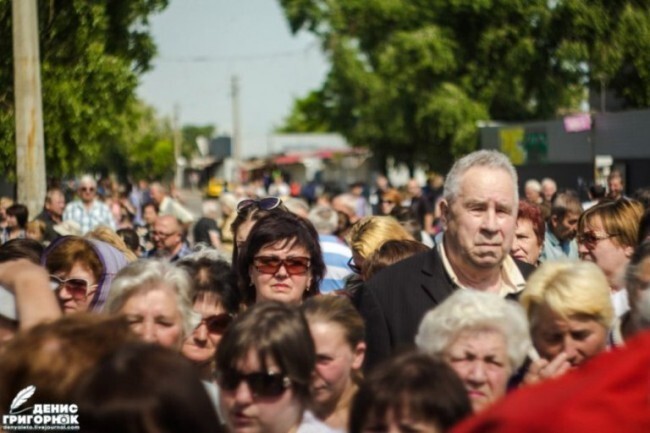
[216,369,291,398]
[348,257,361,274]
[236,197,282,214]
[49,275,97,300]
[577,232,618,247]
[80,187,95,193]
[196,313,233,334]
[152,230,178,239]
[253,256,310,275]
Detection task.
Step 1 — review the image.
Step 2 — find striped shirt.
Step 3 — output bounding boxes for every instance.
[319,234,354,293]
[63,200,116,234]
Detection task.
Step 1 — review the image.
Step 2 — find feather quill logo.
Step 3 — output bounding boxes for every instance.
[9,385,35,414]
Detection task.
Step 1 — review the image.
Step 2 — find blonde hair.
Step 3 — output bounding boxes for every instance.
[578,198,644,250]
[86,226,137,262]
[347,216,414,259]
[521,260,615,330]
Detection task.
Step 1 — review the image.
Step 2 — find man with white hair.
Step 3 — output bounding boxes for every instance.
[524,179,542,204]
[149,182,194,225]
[63,175,115,234]
[308,205,353,293]
[360,150,535,370]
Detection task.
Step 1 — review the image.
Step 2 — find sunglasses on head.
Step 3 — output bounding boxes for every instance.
[216,369,291,398]
[49,275,96,301]
[196,313,233,334]
[236,197,282,214]
[348,257,361,274]
[253,256,310,275]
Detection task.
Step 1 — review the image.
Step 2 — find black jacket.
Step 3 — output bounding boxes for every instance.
[359,248,535,371]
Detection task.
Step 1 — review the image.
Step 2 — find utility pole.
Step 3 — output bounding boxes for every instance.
[231,75,241,183]
[173,103,183,189]
[12,0,46,217]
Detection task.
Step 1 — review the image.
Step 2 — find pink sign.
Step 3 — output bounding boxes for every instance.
[563,114,592,132]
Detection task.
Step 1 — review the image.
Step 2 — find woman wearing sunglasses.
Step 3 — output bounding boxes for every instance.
[106,259,197,350]
[302,296,366,430]
[577,198,644,317]
[230,196,288,263]
[216,301,334,433]
[177,251,241,380]
[43,236,129,314]
[237,211,325,306]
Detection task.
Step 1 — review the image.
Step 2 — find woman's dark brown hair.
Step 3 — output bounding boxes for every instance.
[236,212,325,305]
[215,302,315,405]
[349,352,472,433]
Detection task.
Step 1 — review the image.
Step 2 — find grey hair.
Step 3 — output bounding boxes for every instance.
[308,205,339,234]
[177,244,231,265]
[443,150,518,204]
[525,179,541,192]
[201,200,220,217]
[106,259,199,338]
[284,198,310,216]
[415,289,531,372]
[79,174,97,188]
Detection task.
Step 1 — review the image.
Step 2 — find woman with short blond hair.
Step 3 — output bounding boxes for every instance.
[520,260,614,383]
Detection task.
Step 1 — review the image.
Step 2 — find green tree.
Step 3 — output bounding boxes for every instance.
[278,0,650,172]
[181,124,216,160]
[0,0,168,179]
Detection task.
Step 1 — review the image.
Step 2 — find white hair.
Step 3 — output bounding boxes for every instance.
[525,179,541,192]
[443,150,518,204]
[308,205,338,234]
[79,174,97,188]
[415,289,531,372]
[201,200,220,217]
[106,259,199,338]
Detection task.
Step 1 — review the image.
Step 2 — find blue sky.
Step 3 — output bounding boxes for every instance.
[137,0,329,157]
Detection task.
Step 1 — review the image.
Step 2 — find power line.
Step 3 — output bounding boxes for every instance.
[156,43,321,63]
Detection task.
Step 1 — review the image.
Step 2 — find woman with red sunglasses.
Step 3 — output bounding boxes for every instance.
[236,211,325,306]
[216,301,334,433]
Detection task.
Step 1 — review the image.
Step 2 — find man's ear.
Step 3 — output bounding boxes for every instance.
[550,214,558,228]
[440,200,450,229]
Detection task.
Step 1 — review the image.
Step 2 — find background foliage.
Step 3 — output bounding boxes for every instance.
[277,0,650,173]
[0,0,175,181]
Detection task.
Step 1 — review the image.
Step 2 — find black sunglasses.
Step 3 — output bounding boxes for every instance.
[236,197,282,214]
[196,313,233,334]
[216,369,291,398]
[348,257,361,274]
[253,256,311,275]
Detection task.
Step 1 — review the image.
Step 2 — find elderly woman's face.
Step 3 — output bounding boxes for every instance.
[120,286,184,350]
[531,304,607,367]
[249,240,312,305]
[511,218,542,265]
[444,329,510,413]
[219,349,302,433]
[52,261,98,314]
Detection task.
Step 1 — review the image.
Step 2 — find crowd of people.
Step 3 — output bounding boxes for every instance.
[1,150,650,432]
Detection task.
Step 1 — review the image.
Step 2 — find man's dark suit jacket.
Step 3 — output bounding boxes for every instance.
[359,247,535,371]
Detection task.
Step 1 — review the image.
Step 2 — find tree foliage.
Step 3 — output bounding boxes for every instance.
[277,0,650,172]
[0,0,168,180]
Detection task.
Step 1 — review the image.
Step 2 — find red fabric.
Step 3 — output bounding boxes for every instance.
[452,331,650,433]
